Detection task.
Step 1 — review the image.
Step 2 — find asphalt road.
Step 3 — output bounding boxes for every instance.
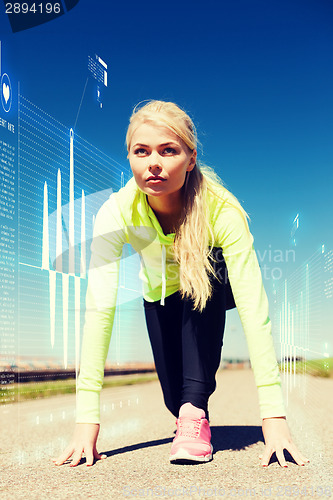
[1,369,332,499]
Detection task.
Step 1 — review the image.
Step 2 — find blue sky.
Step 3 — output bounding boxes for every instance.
[2,0,331,255]
[1,0,332,359]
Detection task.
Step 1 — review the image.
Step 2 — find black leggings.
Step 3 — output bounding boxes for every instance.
[143,247,236,418]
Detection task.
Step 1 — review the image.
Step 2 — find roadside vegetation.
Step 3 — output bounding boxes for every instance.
[1,359,332,405]
[0,372,158,405]
[280,357,333,378]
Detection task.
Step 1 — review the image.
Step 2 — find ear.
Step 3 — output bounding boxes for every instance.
[186,149,197,172]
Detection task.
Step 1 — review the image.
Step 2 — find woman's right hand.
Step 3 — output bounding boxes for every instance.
[52,423,107,467]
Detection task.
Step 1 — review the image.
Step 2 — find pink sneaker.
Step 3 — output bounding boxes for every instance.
[170,403,213,463]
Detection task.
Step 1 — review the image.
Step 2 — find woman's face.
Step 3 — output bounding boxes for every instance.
[128,122,196,201]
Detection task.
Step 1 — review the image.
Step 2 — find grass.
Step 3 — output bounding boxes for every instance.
[1,358,332,405]
[0,372,158,405]
[280,357,333,378]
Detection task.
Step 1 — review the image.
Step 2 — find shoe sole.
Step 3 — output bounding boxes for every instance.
[169,444,213,463]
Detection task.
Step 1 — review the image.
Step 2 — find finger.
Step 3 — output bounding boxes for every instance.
[260,447,273,467]
[85,449,94,467]
[52,445,75,466]
[276,449,288,468]
[52,448,73,465]
[70,450,84,467]
[286,444,310,466]
[93,448,107,461]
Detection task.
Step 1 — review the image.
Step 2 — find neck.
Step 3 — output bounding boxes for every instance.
[147,191,185,234]
[147,190,183,217]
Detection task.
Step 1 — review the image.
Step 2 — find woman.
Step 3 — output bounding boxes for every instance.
[53,100,309,467]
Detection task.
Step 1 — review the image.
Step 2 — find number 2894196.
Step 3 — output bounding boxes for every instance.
[5,3,61,14]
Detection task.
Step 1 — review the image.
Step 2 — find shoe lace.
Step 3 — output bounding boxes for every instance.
[178,417,202,438]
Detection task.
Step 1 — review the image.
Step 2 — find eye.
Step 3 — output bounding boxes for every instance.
[162,147,177,155]
[133,147,148,155]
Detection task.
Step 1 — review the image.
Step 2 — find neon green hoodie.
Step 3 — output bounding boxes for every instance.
[76,176,286,422]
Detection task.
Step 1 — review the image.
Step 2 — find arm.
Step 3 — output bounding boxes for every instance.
[53,195,126,466]
[225,246,309,465]
[214,203,285,417]
[76,196,127,423]
[223,242,286,418]
[215,204,309,466]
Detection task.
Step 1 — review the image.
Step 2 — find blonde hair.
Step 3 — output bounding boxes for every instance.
[126,100,249,311]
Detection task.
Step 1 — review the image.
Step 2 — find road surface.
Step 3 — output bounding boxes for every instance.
[1,369,332,499]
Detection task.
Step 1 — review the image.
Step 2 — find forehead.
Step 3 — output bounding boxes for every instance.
[130,122,183,147]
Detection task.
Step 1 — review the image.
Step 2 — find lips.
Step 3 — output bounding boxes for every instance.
[146,176,166,181]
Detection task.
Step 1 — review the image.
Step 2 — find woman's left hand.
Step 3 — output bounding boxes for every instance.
[260,416,310,467]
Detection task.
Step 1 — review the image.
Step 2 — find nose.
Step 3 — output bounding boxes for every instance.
[149,163,162,174]
[148,153,162,173]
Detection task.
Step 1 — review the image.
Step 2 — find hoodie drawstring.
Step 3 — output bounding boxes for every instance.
[160,244,166,306]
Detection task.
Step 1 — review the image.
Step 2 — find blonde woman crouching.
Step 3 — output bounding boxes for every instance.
[53,100,309,468]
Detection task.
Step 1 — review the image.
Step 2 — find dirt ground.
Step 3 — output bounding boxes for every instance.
[1,369,332,499]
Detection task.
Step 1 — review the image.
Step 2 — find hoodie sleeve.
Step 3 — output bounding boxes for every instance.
[215,205,286,419]
[76,195,127,423]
